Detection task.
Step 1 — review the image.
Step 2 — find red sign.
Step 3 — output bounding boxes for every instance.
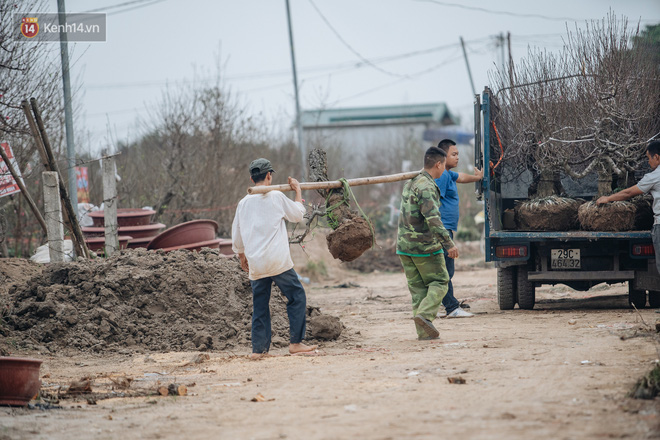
[0,143,22,199]
[76,166,90,203]
[20,17,39,39]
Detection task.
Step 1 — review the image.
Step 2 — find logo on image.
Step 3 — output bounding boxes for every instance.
[20,17,39,38]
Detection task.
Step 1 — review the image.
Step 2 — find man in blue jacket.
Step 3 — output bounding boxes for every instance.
[435,139,483,318]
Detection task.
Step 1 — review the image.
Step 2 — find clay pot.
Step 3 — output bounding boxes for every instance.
[89,208,156,228]
[0,357,42,406]
[147,220,218,250]
[158,238,222,252]
[85,236,133,256]
[85,235,132,252]
[125,237,154,249]
[82,223,165,239]
[218,238,234,256]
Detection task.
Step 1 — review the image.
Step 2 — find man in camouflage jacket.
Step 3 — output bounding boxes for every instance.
[397,145,459,340]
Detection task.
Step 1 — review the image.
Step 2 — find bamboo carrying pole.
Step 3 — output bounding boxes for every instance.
[247,170,422,195]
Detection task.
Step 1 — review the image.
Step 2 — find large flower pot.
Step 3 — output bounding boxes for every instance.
[89,208,156,228]
[126,237,155,249]
[82,223,165,239]
[158,238,222,253]
[218,238,234,256]
[147,220,218,250]
[0,357,42,406]
[85,236,133,253]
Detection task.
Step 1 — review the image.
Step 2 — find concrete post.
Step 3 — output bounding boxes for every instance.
[43,171,64,263]
[103,156,119,256]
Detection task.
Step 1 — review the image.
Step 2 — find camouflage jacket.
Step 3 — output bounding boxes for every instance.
[396,170,455,256]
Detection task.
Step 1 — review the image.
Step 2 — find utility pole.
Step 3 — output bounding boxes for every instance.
[57,0,78,209]
[459,36,476,96]
[499,32,506,73]
[507,32,515,101]
[284,0,306,180]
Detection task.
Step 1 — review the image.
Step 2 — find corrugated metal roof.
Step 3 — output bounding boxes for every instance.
[301,103,455,128]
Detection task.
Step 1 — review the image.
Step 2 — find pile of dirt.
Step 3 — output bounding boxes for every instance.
[345,237,402,273]
[578,201,636,231]
[515,196,583,230]
[2,249,340,355]
[326,216,374,262]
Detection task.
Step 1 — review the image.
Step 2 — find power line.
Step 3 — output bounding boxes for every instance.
[84,40,479,90]
[84,0,168,15]
[415,0,660,23]
[307,0,410,78]
[107,0,167,16]
[84,0,156,13]
[328,52,465,107]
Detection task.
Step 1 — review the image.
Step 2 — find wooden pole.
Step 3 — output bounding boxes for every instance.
[29,98,90,259]
[103,156,119,257]
[21,100,49,169]
[0,144,47,235]
[247,170,421,195]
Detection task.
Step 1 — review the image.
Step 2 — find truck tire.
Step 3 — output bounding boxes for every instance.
[497,266,517,310]
[517,265,535,310]
[648,291,660,309]
[628,283,647,309]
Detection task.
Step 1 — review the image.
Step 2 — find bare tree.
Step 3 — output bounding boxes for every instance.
[108,78,301,236]
[490,14,660,198]
[0,0,65,255]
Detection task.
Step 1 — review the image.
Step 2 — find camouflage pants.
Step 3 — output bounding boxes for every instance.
[399,253,450,338]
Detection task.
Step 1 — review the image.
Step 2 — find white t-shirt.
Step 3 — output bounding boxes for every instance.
[231,190,306,280]
[637,166,660,225]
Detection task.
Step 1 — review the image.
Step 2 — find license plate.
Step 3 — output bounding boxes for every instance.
[551,249,581,269]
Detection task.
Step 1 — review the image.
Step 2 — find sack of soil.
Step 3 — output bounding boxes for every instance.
[578,201,636,231]
[515,196,583,231]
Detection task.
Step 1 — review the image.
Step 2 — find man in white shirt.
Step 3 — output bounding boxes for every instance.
[232,158,318,359]
[597,140,660,274]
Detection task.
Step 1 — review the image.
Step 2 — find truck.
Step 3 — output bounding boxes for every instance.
[474,87,660,310]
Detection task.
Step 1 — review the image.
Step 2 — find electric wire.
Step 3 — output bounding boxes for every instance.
[84,0,167,15]
[414,0,659,23]
[307,0,410,78]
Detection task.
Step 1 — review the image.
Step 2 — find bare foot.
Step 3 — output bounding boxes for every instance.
[248,352,272,360]
[289,343,318,354]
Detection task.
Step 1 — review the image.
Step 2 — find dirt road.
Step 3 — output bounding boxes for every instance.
[1,255,659,439]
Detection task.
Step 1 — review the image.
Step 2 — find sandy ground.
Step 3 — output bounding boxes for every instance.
[1,247,659,439]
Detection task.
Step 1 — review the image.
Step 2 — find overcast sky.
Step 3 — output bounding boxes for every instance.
[54,0,660,155]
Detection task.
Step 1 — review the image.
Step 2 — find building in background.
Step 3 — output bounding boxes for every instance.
[301,103,468,177]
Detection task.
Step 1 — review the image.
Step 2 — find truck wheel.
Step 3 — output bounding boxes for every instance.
[648,291,660,309]
[517,265,535,310]
[497,266,517,310]
[628,283,647,309]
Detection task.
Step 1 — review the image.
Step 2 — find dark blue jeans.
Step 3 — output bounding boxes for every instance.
[249,268,307,354]
[441,230,460,314]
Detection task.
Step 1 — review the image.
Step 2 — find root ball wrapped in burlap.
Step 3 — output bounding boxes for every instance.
[515,196,583,231]
[578,201,636,231]
[632,195,654,230]
[326,216,373,262]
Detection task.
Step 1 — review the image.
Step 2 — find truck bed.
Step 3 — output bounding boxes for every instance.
[490,230,651,240]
